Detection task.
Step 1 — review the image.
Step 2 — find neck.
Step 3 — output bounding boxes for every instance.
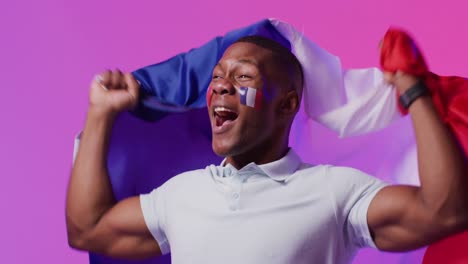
[225,134,290,170]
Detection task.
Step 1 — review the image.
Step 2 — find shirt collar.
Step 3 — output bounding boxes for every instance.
[218,148,302,182]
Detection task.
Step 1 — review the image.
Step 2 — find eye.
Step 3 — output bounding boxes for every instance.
[212,75,223,80]
[237,74,252,80]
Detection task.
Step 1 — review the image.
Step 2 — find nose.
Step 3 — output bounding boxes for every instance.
[212,79,236,96]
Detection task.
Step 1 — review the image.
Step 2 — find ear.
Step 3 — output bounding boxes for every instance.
[279,90,299,116]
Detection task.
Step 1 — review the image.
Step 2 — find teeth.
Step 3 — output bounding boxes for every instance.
[214,107,235,113]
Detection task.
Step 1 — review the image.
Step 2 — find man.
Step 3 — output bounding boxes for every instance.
[66,36,468,263]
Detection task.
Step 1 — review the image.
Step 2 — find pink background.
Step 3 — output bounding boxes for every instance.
[1,0,467,263]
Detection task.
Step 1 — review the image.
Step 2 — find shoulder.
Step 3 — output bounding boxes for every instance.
[325,165,388,208]
[325,165,381,185]
[303,165,387,202]
[289,163,377,190]
[141,168,211,207]
[294,163,375,182]
[160,168,209,190]
[328,165,387,194]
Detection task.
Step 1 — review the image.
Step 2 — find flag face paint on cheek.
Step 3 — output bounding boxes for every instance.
[206,86,263,109]
[239,87,262,109]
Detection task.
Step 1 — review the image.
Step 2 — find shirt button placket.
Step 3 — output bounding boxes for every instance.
[228,173,244,211]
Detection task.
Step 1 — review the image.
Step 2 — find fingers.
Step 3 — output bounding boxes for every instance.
[383,71,396,85]
[383,70,408,84]
[383,70,419,93]
[95,69,127,90]
[124,73,139,102]
[91,70,140,110]
[112,69,126,89]
[96,70,111,88]
[89,69,141,113]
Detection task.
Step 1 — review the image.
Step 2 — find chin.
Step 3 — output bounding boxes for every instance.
[212,139,241,157]
[212,142,232,157]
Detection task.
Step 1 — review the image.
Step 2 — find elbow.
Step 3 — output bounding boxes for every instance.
[420,193,468,234]
[68,235,86,251]
[66,220,92,251]
[67,226,89,251]
[67,228,111,257]
[451,214,468,232]
[428,212,468,238]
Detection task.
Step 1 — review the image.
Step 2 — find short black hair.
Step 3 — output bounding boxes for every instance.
[234,35,304,97]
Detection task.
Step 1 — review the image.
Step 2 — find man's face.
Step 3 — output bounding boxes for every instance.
[207,42,285,157]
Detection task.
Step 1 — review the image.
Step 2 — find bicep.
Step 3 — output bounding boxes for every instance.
[368,185,444,251]
[80,196,162,259]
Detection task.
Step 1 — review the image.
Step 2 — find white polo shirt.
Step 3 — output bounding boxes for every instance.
[140,149,387,264]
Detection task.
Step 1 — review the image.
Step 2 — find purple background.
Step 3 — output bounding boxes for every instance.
[1,0,467,263]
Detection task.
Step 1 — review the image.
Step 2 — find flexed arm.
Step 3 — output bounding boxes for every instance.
[367,72,468,251]
[66,71,162,259]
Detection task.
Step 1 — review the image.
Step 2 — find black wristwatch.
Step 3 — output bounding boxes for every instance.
[399,80,429,110]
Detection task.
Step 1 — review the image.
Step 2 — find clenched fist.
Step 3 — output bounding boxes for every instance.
[89,70,140,115]
[383,70,419,94]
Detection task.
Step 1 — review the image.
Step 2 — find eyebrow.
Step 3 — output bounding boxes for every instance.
[215,59,259,69]
[236,59,258,66]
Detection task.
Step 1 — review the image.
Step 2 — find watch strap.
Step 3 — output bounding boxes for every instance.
[399,80,429,109]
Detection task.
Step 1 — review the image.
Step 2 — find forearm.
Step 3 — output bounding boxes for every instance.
[66,107,117,236]
[410,96,468,219]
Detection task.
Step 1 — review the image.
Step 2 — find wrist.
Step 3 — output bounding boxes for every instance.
[81,106,117,142]
[392,72,420,94]
[399,80,430,110]
[87,105,118,122]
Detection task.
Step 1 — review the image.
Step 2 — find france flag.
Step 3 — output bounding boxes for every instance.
[77,18,468,264]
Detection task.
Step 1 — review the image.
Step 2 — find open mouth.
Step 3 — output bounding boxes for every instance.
[214,106,239,127]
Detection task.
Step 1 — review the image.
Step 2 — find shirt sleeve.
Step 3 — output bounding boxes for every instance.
[140,188,171,254]
[346,170,387,248]
[328,166,387,249]
[72,132,82,163]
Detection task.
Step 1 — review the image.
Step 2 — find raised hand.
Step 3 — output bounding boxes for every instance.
[383,70,419,94]
[89,70,140,115]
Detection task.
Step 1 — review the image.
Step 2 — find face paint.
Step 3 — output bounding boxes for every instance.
[207,85,263,109]
[238,86,262,109]
[206,86,213,107]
